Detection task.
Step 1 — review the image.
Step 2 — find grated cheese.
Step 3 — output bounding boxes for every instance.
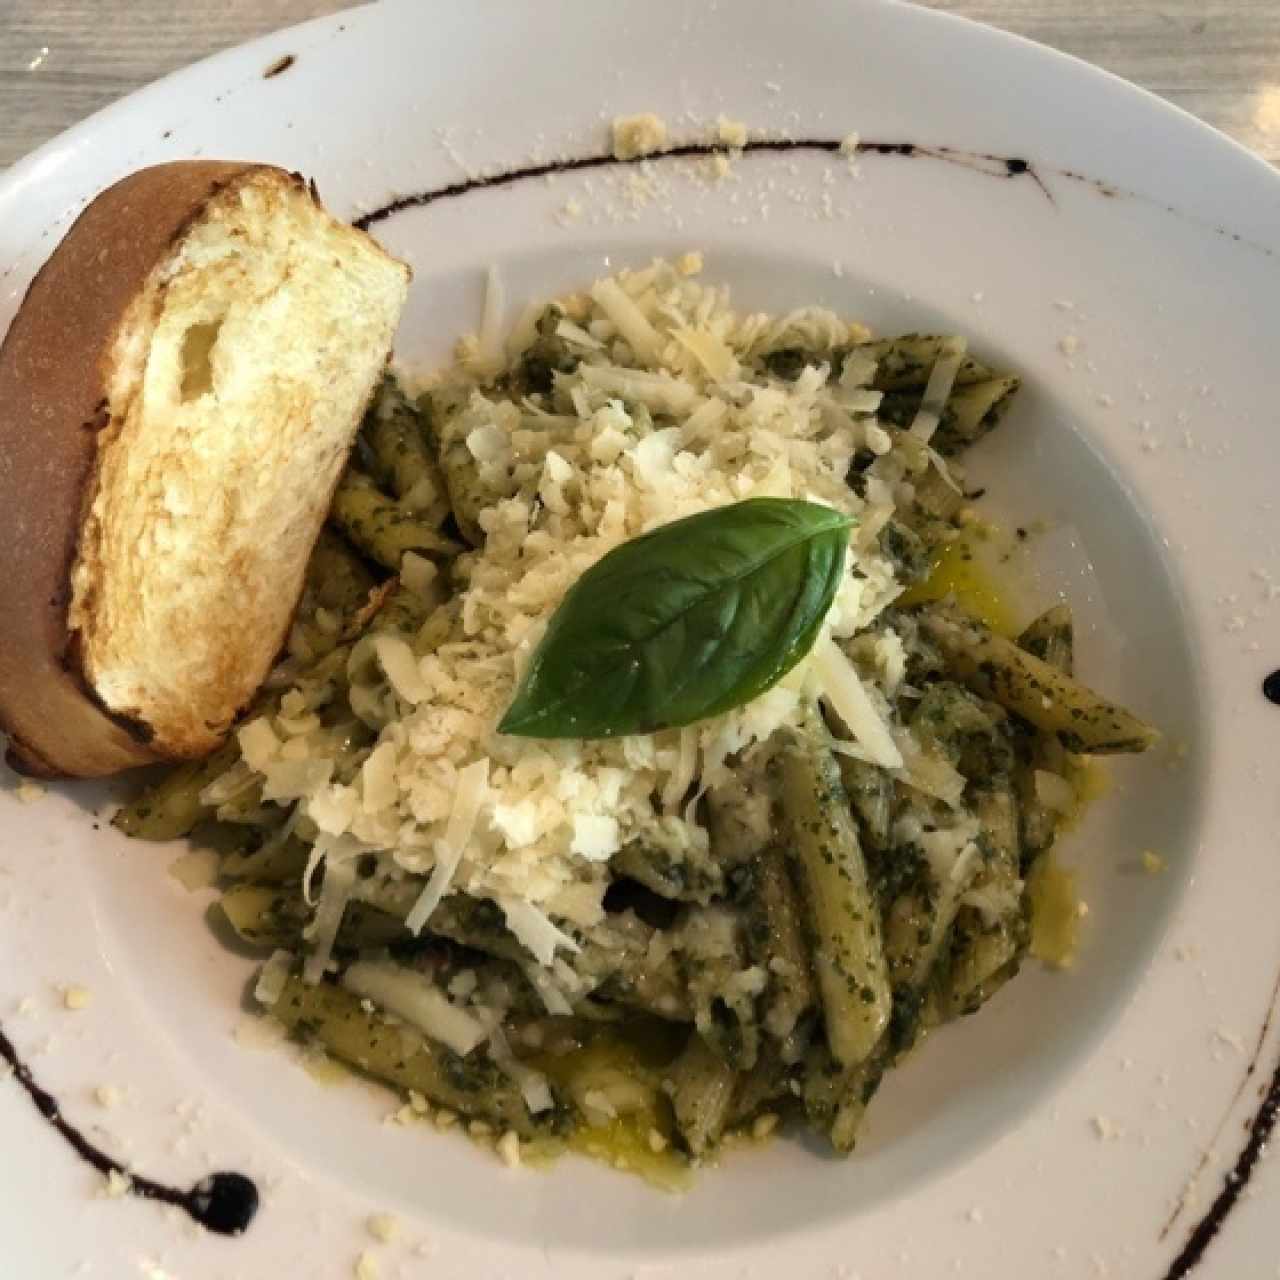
[488,1025,554,1114]
[303,856,355,984]
[716,116,748,149]
[497,1130,522,1168]
[499,897,581,966]
[361,741,400,814]
[590,277,666,366]
[909,337,967,443]
[367,1213,399,1243]
[671,326,739,380]
[342,961,486,1056]
[592,369,701,422]
[478,264,505,370]
[405,758,490,934]
[371,633,430,705]
[811,638,903,769]
[570,814,620,860]
[399,551,438,600]
[555,318,605,350]
[239,260,915,974]
[662,726,700,812]
[522,963,575,1016]
[892,732,965,808]
[1034,769,1076,813]
[237,718,281,773]
[505,300,542,359]
[95,1084,123,1109]
[611,113,668,160]
[254,950,294,1007]
[14,780,45,804]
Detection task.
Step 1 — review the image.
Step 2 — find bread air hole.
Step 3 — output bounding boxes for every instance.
[179,318,224,401]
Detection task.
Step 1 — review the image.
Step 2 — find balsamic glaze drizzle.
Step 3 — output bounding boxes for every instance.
[350,133,1277,260]
[0,1021,258,1236]
[1160,1054,1280,1278]
[353,137,1048,230]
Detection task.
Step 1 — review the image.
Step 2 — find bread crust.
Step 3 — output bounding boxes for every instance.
[0,162,305,777]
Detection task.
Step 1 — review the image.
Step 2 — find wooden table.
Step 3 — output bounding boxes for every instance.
[2,1,1279,171]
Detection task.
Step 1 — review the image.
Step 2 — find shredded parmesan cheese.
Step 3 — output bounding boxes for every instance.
[590,277,666,366]
[367,1214,399,1244]
[303,857,355,983]
[254,950,293,1007]
[812,639,903,769]
[1034,769,1076,813]
[908,337,967,443]
[371,634,430,705]
[499,898,580,966]
[237,260,916,979]
[399,551,438,600]
[405,758,489,934]
[716,116,748,149]
[478,264,505,369]
[611,113,668,160]
[671,326,739,380]
[488,1025,554,1114]
[343,961,486,1056]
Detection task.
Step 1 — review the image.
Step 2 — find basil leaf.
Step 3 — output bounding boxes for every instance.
[499,498,853,739]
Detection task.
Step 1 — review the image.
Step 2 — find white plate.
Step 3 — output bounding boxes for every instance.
[2,1,1278,1275]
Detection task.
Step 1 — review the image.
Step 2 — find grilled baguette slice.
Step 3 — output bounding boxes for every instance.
[0,161,410,777]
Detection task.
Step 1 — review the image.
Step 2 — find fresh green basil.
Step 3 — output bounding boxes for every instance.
[499,498,853,739]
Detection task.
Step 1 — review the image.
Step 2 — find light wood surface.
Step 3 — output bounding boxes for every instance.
[2,1,1279,171]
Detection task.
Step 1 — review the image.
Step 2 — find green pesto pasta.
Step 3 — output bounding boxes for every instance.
[330,467,460,570]
[780,706,891,1069]
[111,265,1158,1181]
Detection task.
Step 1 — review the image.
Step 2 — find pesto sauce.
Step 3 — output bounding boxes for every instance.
[898,527,1020,637]
[528,1021,691,1190]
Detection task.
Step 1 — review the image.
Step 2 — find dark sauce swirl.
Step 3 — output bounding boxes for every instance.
[0,1021,257,1236]
[1161,1053,1280,1277]
[353,137,1046,231]
[1262,669,1280,705]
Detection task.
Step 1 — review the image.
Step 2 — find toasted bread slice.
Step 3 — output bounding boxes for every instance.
[0,161,410,777]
